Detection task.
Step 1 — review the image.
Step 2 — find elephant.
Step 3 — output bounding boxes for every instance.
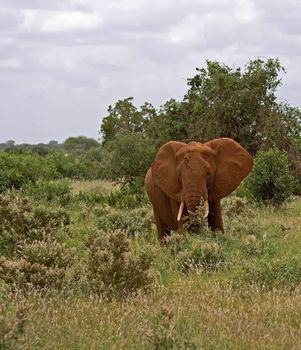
[145,137,253,242]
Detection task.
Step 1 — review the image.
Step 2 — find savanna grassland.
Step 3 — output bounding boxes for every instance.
[2,57,301,349]
[2,179,301,350]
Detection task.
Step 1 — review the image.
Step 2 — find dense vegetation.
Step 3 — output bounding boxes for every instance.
[1,57,301,349]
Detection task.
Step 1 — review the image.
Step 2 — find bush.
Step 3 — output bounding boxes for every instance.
[244,257,301,290]
[245,148,296,206]
[104,132,156,189]
[223,196,251,217]
[0,241,75,291]
[0,194,70,257]
[21,179,72,205]
[0,151,59,192]
[85,229,154,297]
[96,207,153,236]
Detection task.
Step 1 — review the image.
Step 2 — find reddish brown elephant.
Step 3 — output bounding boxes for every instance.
[145,138,253,242]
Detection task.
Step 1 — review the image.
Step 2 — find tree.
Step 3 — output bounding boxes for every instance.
[184,58,301,156]
[245,148,295,206]
[104,132,156,188]
[63,136,100,154]
[100,98,157,145]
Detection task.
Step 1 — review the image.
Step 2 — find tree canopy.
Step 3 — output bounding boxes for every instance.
[99,58,301,186]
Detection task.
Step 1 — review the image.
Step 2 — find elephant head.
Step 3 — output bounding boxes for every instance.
[151,138,253,222]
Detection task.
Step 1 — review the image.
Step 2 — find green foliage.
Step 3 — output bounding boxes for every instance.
[63,136,100,154]
[20,179,72,205]
[47,151,104,180]
[85,229,154,297]
[100,97,156,145]
[0,151,59,192]
[99,58,301,191]
[245,148,296,206]
[185,58,301,157]
[103,185,148,209]
[103,131,156,188]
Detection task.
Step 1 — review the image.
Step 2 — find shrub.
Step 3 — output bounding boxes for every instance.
[0,194,70,257]
[0,241,75,291]
[105,185,148,209]
[96,207,153,236]
[0,151,59,192]
[182,203,210,234]
[75,186,148,209]
[244,257,301,290]
[85,229,154,297]
[223,196,252,217]
[245,148,296,206]
[177,241,225,273]
[104,131,156,189]
[20,179,72,205]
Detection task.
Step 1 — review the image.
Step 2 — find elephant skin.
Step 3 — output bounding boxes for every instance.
[145,138,253,243]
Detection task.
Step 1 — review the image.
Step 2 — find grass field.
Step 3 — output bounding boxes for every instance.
[1,181,301,349]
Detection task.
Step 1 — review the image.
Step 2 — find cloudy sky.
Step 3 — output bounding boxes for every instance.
[1,0,301,144]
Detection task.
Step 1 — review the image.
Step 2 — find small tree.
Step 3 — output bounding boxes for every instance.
[245,148,296,206]
[105,132,156,190]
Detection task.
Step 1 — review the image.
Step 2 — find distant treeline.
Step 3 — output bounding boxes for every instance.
[0,136,106,192]
[0,136,100,155]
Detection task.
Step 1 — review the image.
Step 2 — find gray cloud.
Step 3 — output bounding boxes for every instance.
[0,0,300,143]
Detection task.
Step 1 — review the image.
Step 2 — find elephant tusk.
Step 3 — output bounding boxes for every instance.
[204,200,209,219]
[177,201,185,222]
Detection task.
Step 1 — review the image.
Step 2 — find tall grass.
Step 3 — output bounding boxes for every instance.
[1,181,301,349]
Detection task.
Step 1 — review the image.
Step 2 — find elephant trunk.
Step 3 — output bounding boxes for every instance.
[185,185,209,219]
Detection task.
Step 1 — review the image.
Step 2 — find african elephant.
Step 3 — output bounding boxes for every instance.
[145,138,253,242]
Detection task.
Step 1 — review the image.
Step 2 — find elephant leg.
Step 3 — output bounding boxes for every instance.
[153,209,171,244]
[208,199,224,232]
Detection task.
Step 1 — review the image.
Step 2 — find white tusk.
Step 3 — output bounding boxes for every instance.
[177,202,184,222]
[204,200,209,219]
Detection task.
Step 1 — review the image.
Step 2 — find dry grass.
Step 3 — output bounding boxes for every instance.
[70,180,118,194]
[23,281,301,349]
[2,195,301,349]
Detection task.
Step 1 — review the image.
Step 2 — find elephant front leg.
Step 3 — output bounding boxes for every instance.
[153,209,171,244]
[208,199,224,232]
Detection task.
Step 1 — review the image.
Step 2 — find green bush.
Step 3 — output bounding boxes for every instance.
[0,151,59,192]
[245,148,296,206]
[21,179,72,205]
[104,131,156,189]
[85,229,154,297]
[105,185,148,209]
[74,185,148,209]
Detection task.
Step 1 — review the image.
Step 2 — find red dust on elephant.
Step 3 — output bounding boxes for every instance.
[145,138,253,243]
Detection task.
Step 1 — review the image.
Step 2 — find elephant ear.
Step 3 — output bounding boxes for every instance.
[151,141,186,200]
[206,138,253,200]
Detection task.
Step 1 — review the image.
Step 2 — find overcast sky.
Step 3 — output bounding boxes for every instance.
[1,0,301,144]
